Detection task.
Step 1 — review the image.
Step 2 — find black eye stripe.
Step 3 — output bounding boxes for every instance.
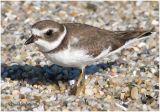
[45,29,53,36]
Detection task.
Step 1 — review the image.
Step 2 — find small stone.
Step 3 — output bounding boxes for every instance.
[20,98,28,104]
[150,100,158,109]
[111,68,117,73]
[152,20,158,26]
[133,70,137,76]
[58,81,66,92]
[85,88,94,96]
[93,88,98,93]
[154,85,159,89]
[33,105,44,111]
[50,96,57,101]
[20,87,32,94]
[147,72,152,78]
[39,61,46,66]
[69,80,75,85]
[148,39,156,49]
[142,104,148,111]
[120,92,125,100]
[140,88,146,94]
[150,68,157,74]
[135,78,143,85]
[86,3,97,11]
[12,90,20,96]
[99,90,104,96]
[34,95,42,102]
[106,95,112,101]
[70,11,78,17]
[132,46,140,52]
[131,87,139,100]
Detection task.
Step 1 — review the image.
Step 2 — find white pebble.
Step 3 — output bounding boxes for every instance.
[20,87,32,94]
[138,42,147,48]
[133,70,137,76]
[69,80,75,85]
[152,20,159,26]
[50,96,57,101]
[142,104,148,111]
[150,68,156,74]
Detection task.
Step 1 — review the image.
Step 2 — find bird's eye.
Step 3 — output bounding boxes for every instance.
[45,29,53,36]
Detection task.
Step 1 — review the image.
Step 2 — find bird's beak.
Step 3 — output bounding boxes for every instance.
[25,35,35,45]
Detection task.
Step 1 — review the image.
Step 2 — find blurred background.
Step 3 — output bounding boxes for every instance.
[1,1,159,111]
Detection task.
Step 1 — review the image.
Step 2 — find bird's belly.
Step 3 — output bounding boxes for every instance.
[44,48,93,68]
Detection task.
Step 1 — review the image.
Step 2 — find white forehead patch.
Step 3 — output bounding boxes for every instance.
[32,28,59,37]
[35,25,67,52]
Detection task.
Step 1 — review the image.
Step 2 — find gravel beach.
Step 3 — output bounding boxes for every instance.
[1,1,159,111]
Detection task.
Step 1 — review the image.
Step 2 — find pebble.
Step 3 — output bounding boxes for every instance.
[151,20,159,26]
[20,87,32,94]
[12,90,20,96]
[131,87,139,100]
[140,88,146,94]
[142,104,148,111]
[85,88,94,96]
[120,92,126,100]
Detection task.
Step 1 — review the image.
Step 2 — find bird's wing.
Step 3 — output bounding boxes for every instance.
[65,23,152,58]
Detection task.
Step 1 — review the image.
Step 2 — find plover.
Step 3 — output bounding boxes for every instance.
[25,20,152,95]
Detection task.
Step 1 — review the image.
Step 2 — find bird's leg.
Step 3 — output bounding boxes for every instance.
[70,67,85,96]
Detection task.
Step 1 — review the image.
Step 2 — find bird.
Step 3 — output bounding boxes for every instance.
[25,20,152,96]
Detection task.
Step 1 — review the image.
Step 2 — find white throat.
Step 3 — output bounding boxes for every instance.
[35,25,67,52]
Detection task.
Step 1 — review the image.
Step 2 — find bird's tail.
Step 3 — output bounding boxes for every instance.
[115,27,154,43]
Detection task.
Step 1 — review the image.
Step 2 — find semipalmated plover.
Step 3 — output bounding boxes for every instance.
[25,20,152,95]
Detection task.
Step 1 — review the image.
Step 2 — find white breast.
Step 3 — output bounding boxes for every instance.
[45,47,94,68]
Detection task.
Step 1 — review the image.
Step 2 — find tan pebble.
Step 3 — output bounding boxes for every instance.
[70,11,78,16]
[111,72,117,76]
[109,79,117,86]
[20,98,28,104]
[111,68,117,73]
[123,87,130,92]
[131,87,139,100]
[135,78,143,85]
[13,80,18,84]
[106,95,112,100]
[38,85,44,90]
[92,107,98,111]
[132,46,140,52]
[120,92,125,100]
[34,95,41,102]
[140,88,146,94]
[93,88,98,93]
[33,85,38,88]
[12,90,20,96]
[149,40,156,49]
[146,86,152,91]
[95,93,101,98]
[59,11,67,17]
[150,100,158,109]
[99,90,104,96]
[3,95,12,100]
